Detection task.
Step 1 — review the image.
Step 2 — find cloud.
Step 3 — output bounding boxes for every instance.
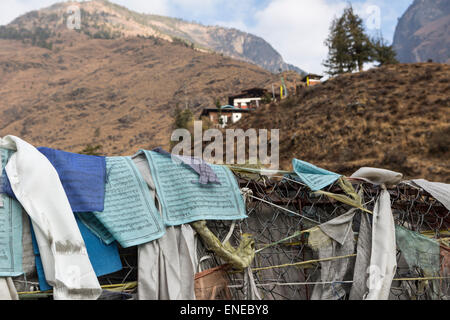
[0,0,58,25]
[352,1,406,39]
[113,0,231,22]
[104,0,169,15]
[240,0,412,74]
[247,0,347,74]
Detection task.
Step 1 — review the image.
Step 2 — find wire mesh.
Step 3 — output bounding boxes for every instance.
[195,172,449,300]
[13,171,450,300]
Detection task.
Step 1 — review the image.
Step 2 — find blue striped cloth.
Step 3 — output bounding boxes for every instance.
[2,147,106,213]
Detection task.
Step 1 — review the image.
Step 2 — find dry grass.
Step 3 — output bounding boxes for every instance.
[0,33,300,156]
[234,63,450,182]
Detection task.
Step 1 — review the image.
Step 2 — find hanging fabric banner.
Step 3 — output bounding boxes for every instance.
[2,147,106,213]
[292,159,341,191]
[0,148,23,277]
[36,147,106,213]
[142,150,247,226]
[84,156,165,248]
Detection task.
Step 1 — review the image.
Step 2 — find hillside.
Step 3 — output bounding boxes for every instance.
[233,63,450,182]
[393,0,450,63]
[0,31,301,155]
[4,0,305,75]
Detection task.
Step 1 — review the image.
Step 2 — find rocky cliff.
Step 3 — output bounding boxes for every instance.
[393,0,450,63]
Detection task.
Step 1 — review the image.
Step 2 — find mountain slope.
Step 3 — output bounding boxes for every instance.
[6,0,305,75]
[393,0,450,63]
[0,31,300,155]
[233,63,450,182]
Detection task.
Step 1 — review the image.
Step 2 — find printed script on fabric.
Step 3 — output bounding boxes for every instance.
[0,148,23,276]
[143,150,247,226]
[84,157,165,248]
[292,159,341,191]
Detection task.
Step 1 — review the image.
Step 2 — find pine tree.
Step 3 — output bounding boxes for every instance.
[323,5,372,75]
[323,15,354,76]
[344,6,372,72]
[370,33,399,66]
[172,105,193,130]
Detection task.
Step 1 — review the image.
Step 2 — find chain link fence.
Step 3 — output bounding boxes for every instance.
[195,172,449,300]
[14,171,450,300]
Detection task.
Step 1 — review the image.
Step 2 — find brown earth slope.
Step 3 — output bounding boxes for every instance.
[0,32,300,155]
[234,63,450,182]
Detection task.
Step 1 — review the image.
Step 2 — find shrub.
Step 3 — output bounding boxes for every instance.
[428,127,450,156]
[172,106,193,130]
[80,144,103,156]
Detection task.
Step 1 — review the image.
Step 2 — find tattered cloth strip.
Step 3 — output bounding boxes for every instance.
[138,225,197,300]
[244,267,262,300]
[31,216,123,292]
[0,148,23,277]
[349,212,372,300]
[396,225,442,299]
[350,167,401,300]
[412,179,450,211]
[441,245,450,278]
[292,159,341,191]
[132,154,198,300]
[365,187,397,300]
[395,225,441,276]
[350,167,403,186]
[191,220,255,270]
[309,209,357,300]
[315,177,372,214]
[0,277,18,300]
[0,136,101,300]
[153,147,220,185]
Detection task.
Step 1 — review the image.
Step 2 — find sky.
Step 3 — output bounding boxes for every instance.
[0,0,414,74]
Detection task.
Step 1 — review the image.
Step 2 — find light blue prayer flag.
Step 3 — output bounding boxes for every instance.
[0,148,23,277]
[77,212,116,245]
[395,225,441,276]
[292,159,341,191]
[88,157,165,248]
[142,150,247,226]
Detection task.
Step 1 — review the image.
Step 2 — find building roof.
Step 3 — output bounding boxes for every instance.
[200,107,251,118]
[220,105,238,109]
[228,87,268,100]
[301,74,323,82]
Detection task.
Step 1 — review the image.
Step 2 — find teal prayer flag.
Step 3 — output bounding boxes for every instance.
[292,159,341,191]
